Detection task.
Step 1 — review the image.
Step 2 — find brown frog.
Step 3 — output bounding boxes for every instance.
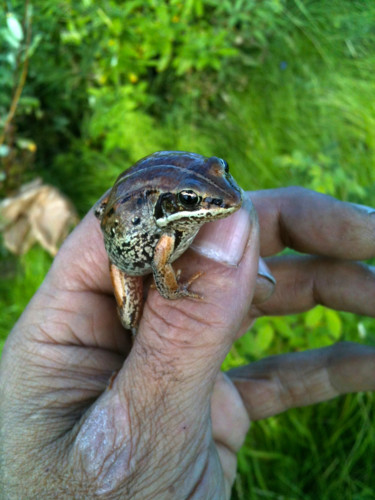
[95,151,243,334]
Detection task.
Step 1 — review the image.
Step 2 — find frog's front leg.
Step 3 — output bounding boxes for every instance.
[110,263,143,335]
[152,233,203,300]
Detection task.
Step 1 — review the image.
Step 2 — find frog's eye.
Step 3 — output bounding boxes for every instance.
[178,190,201,209]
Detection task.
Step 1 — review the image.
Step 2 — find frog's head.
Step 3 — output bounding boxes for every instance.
[98,151,243,230]
[148,151,243,229]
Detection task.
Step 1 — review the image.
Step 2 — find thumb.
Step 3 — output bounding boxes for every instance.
[117,195,259,417]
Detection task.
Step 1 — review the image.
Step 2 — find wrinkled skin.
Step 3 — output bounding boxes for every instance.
[1,188,375,499]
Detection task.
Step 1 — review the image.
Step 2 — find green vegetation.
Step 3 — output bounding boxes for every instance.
[1,0,375,498]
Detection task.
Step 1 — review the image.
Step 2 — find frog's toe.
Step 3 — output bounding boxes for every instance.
[176,271,204,300]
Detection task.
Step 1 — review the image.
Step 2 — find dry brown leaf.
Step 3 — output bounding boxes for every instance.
[0,179,79,256]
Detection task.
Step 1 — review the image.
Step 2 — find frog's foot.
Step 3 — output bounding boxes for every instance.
[152,233,204,300]
[152,264,204,301]
[110,263,143,334]
[176,270,204,300]
[150,269,203,299]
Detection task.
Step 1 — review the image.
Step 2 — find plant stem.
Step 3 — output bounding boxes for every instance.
[0,0,32,147]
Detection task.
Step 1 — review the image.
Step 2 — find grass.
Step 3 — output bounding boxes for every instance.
[1,0,375,498]
[233,392,375,499]
[0,247,52,355]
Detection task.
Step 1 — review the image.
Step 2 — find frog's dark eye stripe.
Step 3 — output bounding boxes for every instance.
[178,190,201,209]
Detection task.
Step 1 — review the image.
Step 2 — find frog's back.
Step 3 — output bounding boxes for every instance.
[111,151,207,200]
[120,151,204,178]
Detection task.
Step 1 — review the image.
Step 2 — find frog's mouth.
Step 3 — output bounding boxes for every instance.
[156,199,242,228]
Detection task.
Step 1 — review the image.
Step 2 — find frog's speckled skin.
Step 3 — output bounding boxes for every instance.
[95,151,243,334]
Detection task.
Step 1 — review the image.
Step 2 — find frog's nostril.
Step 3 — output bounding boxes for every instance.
[204,197,224,207]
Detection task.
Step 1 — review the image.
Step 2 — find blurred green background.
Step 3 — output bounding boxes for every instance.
[1,0,375,498]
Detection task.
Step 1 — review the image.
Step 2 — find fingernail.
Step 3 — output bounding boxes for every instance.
[253,259,276,304]
[191,196,254,267]
[353,203,375,217]
[258,258,276,285]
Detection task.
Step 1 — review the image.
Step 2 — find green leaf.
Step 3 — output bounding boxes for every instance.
[194,0,204,17]
[308,328,333,349]
[222,349,247,371]
[3,28,20,49]
[272,317,294,338]
[6,13,23,42]
[325,309,342,339]
[254,323,275,353]
[304,306,324,328]
[27,33,42,58]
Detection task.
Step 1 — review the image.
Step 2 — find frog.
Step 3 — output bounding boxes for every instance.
[95,151,243,335]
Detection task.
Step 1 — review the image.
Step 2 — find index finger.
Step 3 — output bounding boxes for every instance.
[251,187,375,259]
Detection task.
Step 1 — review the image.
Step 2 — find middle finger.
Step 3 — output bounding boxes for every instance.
[251,188,375,260]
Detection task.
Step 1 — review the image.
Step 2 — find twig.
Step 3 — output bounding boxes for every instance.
[0,0,32,147]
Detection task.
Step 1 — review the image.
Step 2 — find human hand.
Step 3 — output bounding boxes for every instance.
[0,188,374,499]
